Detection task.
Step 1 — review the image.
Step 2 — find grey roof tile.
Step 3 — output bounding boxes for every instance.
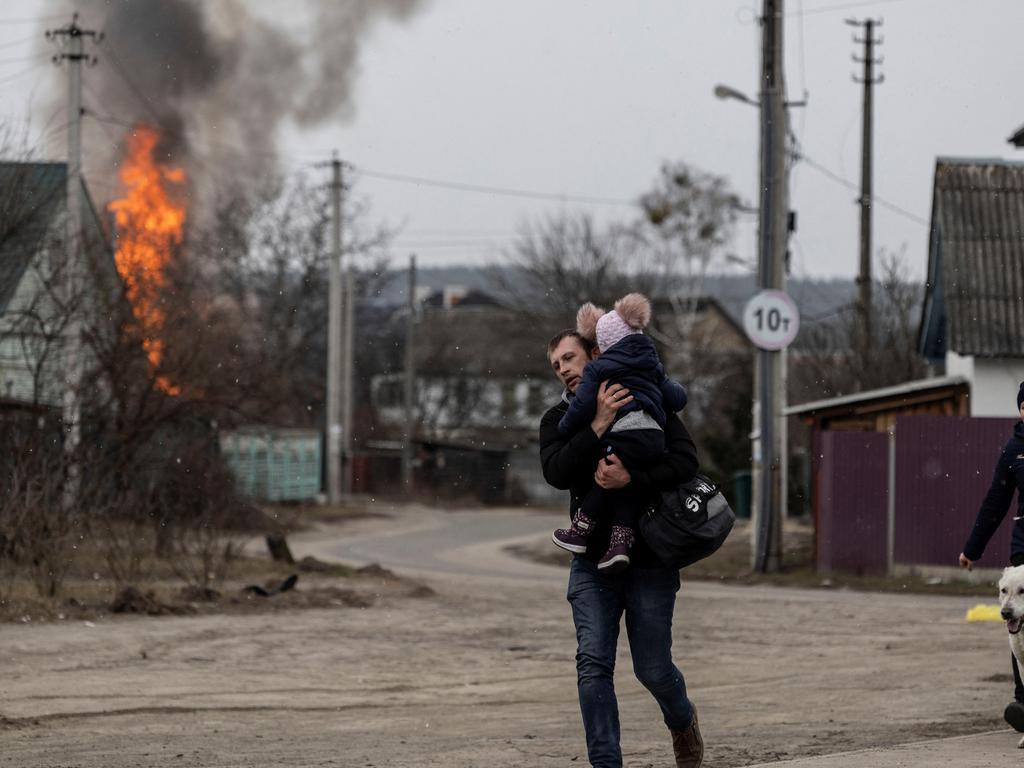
[0,162,65,314]
[931,159,1024,358]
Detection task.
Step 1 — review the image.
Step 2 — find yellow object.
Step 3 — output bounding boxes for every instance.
[966,604,1004,623]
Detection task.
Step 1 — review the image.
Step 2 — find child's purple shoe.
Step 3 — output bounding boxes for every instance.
[552,513,595,554]
[597,525,634,573]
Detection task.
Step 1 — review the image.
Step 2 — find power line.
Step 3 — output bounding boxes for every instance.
[795,0,915,16]
[101,46,164,125]
[0,33,40,51]
[796,152,929,225]
[0,61,47,86]
[0,13,69,26]
[390,239,513,249]
[351,166,637,207]
[0,51,50,66]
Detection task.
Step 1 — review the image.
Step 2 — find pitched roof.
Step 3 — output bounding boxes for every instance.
[0,162,66,314]
[919,158,1024,359]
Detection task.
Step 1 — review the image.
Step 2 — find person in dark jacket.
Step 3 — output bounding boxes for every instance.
[541,328,704,768]
[958,381,1024,733]
[552,294,688,573]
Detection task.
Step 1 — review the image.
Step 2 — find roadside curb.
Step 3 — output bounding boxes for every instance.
[740,729,1014,767]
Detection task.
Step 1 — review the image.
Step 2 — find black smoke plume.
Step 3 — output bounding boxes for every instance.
[42,0,426,208]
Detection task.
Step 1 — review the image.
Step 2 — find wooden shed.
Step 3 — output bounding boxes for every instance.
[786,375,970,433]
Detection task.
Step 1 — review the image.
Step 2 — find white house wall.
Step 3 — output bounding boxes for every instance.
[0,233,103,409]
[946,351,1024,417]
[371,374,560,433]
[0,245,66,407]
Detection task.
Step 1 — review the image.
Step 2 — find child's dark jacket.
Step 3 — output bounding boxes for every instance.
[557,334,687,436]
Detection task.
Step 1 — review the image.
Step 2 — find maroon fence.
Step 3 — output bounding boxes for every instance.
[816,431,889,574]
[893,416,1017,570]
[815,415,1019,574]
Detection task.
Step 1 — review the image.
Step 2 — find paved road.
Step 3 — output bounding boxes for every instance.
[293,503,1024,768]
[4,503,1021,767]
[295,504,567,582]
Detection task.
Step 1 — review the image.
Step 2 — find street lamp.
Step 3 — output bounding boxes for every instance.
[712,8,790,574]
[714,83,758,107]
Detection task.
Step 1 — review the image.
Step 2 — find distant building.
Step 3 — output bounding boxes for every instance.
[918,157,1024,416]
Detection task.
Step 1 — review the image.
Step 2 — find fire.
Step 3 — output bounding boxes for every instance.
[108,124,186,394]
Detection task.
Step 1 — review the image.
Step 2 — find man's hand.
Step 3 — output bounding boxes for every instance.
[595,452,631,489]
[590,381,633,438]
[958,552,974,571]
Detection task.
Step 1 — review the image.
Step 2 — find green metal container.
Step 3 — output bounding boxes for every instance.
[219,428,322,502]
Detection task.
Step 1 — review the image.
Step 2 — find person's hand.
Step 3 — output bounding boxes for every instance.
[595,452,631,489]
[591,381,633,437]
[958,553,974,571]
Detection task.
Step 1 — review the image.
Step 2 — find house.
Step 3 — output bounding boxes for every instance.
[0,162,117,411]
[367,285,759,503]
[918,158,1024,416]
[368,286,563,503]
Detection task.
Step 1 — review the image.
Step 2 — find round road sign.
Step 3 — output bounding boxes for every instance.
[742,290,800,350]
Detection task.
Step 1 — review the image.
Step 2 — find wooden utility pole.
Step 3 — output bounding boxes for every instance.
[401,254,417,492]
[326,155,343,504]
[753,0,788,573]
[847,18,884,359]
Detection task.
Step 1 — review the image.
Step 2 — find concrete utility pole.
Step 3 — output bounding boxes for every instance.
[326,155,343,504]
[46,14,100,472]
[847,18,884,359]
[753,0,789,573]
[401,254,417,492]
[341,208,356,496]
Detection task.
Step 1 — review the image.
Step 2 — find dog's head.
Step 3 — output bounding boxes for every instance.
[998,566,1024,635]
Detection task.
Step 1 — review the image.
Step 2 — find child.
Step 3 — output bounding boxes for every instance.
[552,293,688,573]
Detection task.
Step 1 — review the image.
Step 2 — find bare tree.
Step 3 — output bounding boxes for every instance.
[790,246,926,400]
[633,162,740,368]
[491,212,654,323]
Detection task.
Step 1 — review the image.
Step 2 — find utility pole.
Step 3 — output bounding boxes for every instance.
[752,0,788,573]
[46,14,100,480]
[401,254,417,492]
[341,210,355,496]
[847,18,884,362]
[326,155,343,504]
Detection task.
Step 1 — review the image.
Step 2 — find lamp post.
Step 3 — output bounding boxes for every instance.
[712,1,792,574]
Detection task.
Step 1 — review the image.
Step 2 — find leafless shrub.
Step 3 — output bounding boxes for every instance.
[0,424,79,600]
[152,445,244,594]
[83,478,157,587]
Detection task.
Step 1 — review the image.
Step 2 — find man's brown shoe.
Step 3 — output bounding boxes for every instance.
[670,704,704,768]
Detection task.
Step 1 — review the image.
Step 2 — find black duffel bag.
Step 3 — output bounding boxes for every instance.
[639,474,735,569]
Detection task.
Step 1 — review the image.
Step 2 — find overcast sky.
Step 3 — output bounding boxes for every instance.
[1,0,1022,281]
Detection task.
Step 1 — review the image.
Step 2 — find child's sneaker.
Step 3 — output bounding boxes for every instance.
[552,513,595,554]
[597,525,634,573]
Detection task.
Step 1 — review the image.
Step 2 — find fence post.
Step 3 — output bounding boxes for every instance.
[887,422,896,576]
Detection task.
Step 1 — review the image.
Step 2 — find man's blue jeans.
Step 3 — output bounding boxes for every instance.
[566,556,693,768]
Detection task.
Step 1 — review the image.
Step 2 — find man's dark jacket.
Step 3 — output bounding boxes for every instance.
[558,334,687,436]
[540,393,699,566]
[963,420,1024,565]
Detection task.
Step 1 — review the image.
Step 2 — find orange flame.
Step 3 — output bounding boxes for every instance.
[108,124,185,394]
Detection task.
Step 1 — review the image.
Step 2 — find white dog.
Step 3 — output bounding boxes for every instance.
[998,565,1024,747]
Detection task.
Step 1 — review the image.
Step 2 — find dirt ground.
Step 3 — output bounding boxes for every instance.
[0,503,1018,767]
